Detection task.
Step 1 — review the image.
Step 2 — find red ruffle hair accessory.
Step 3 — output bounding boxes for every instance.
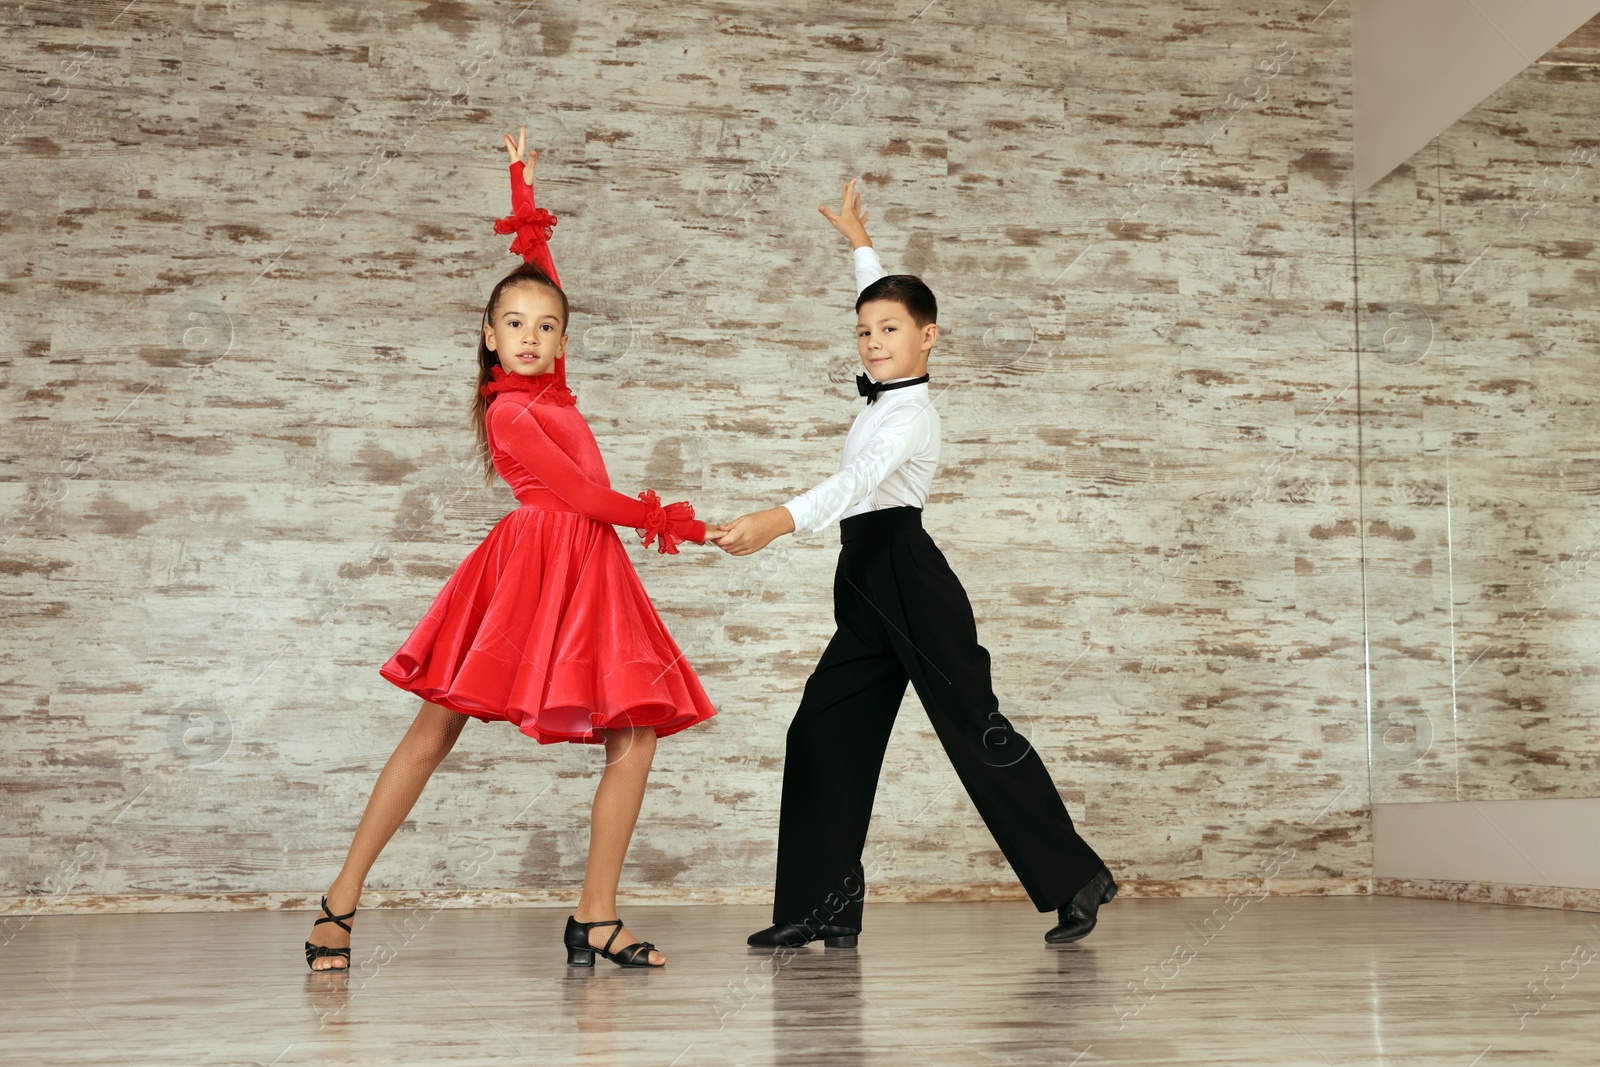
[635,489,698,555]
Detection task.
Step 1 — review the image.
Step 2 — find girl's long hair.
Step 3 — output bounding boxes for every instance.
[472,262,570,485]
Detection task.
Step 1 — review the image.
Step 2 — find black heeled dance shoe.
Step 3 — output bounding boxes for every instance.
[305,894,357,971]
[564,915,664,968]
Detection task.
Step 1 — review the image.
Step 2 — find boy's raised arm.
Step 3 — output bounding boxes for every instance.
[713,181,908,556]
[819,178,887,295]
[819,177,872,248]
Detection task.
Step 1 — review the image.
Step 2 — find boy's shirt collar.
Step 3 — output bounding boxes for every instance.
[856,373,930,404]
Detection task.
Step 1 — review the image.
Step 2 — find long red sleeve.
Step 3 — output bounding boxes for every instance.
[495,161,560,284]
[488,400,706,549]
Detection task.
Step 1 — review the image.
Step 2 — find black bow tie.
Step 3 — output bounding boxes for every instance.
[856,373,929,404]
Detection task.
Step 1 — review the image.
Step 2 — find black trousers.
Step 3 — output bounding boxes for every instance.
[771,506,1106,931]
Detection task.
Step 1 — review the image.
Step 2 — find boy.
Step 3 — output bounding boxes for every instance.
[713,180,1116,947]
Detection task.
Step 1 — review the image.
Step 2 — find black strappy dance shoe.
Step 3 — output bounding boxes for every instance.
[564,915,664,968]
[304,894,357,971]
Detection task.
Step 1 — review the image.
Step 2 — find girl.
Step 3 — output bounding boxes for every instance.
[304,130,715,971]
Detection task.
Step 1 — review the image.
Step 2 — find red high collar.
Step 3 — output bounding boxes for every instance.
[479,363,576,407]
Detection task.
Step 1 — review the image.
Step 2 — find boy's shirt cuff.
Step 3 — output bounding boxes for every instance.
[853,245,887,295]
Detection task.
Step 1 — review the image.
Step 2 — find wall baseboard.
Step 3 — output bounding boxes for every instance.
[12,879,1598,918]
[0,877,1374,917]
[1374,877,1600,914]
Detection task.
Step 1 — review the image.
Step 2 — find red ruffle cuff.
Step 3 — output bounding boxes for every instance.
[635,490,705,554]
[494,205,557,261]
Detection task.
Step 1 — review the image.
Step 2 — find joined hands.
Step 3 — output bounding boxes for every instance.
[703,508,794,556]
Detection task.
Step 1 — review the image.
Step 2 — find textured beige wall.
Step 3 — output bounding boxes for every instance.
[1359,16,1600,804]
[3,0,1368,910]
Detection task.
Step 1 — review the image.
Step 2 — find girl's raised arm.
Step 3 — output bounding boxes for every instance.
[503,126,538,188]
[494,126,560,284]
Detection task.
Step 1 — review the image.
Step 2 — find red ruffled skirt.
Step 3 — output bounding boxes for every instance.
[379,506,716,744]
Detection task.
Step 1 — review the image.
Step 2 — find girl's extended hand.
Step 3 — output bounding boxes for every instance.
[818,177,871,249]
[503,125,537,186]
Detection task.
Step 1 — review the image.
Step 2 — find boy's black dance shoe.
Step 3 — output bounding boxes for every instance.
[747,922,860,948]
[1045,867,1117,944]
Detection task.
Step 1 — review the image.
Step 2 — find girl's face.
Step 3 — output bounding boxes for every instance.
[856,298,937,382]
[484,282,568,377]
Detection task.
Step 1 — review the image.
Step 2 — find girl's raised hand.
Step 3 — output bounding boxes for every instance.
[818,177,871,247]
[503,126,537,186]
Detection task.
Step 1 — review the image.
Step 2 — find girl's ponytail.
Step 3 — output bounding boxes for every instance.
[471,264,570,485]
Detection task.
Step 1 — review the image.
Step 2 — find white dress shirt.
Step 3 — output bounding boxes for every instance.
[782,246,941,535]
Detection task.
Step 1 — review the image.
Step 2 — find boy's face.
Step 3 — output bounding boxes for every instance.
[484,282,568,377]
[856,298,938,382]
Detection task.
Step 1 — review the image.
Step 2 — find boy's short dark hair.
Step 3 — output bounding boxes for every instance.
[856,274,937,329]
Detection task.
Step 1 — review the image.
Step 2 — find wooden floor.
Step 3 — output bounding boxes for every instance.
[5,898,1599,1065]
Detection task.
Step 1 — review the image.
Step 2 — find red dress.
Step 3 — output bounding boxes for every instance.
[378,162,715,743]
[379,367,717,743]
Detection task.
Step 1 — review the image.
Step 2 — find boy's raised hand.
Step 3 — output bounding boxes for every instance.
[818,177,872,249]
[503,125,537,186]
[709,507,796,556]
